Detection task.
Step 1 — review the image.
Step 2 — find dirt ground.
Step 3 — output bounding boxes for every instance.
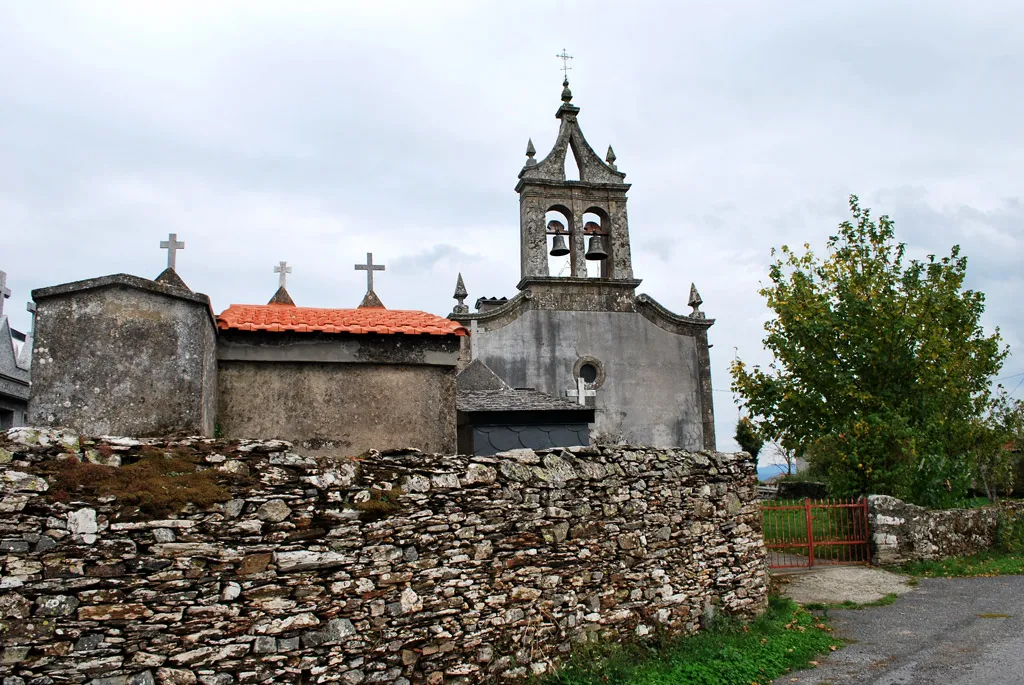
[775,565,917,605]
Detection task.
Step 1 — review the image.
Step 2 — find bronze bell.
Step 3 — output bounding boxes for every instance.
[549,234,569,256]
[585,235,609,261]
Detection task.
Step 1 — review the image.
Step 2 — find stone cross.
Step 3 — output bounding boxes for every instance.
[355,253,385,292]
[0,270,9,317]
[160,233,185,270]
[26,301,36,335]
[274,261,292,288]
[556,49,574,78]
[565,376,596,406]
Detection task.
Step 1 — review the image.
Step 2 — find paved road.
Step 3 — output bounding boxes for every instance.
[774,576,1024,685]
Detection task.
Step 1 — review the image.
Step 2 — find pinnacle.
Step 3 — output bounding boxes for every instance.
[454,273,468,299]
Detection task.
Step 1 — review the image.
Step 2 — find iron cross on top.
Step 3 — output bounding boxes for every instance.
[355,253,385,292]
[556,49,573,78]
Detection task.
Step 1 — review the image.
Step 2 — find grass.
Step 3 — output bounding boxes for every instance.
[543,596,841,685]
[895,551,1024,578]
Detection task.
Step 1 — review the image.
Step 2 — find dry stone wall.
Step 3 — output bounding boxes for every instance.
[0,428,767,684]
[868,495,1024,564]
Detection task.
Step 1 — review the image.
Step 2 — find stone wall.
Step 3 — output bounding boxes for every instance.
[0,428,767,684]
[868,495,1024,565]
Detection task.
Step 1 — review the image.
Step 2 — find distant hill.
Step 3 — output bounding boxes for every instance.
[757,464,791,482]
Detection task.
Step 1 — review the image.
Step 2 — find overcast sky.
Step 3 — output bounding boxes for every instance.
[2,1,1022,453]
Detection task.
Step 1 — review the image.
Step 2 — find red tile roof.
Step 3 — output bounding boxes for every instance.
[217,304,468,336]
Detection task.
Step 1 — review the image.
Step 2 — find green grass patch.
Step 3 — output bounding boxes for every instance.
[895,551,1024,578]
[543,596,841,685]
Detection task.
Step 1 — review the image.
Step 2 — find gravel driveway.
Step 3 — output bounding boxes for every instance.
[775,575,1024,685]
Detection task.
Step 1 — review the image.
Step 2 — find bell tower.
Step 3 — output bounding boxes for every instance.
[515,79,634,285]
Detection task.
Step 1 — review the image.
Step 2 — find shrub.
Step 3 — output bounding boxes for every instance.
[995,509,1024,555]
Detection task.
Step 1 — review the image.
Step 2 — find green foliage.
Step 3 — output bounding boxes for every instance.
[544,597,840,685]
[896,549,1024,577]
[995,509,1024,555]
[731,196,1007,507]
[734,416,764,462]
[970,395,1024,500]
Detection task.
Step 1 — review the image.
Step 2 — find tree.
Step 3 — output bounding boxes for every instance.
[734,416,764,463]
[969,394,1024,501]
[730,196,1008,506]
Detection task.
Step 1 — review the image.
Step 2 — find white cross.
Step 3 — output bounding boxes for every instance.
[0,271,9,317]
[159,233,185,269]
[355,252,385,292]
[26,301,36,336]
[274,261,292,288]
[565,376,596,406]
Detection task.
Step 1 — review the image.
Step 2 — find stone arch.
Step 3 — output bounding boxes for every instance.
[583,206,613,278]
[545,205,574,277]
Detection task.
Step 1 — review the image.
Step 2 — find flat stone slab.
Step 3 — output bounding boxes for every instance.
[778,566,916,605]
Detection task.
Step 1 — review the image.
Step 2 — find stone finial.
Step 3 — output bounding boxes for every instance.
[453,273,469,314]
[358,290,386,309]
[159,233,185,270]
[561,77,573,104]
[0,270,10,317]
[155,267,192,291]
[525,139,537,167]
[688,283,705,318]
[606,145,617,170]
[268,287,295,306]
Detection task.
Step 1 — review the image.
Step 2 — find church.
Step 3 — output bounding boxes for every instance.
[450,79,716,451]
[0,271,32,429]
[18,78,714,454]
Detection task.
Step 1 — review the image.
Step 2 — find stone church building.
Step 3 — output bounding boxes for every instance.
[451,80,716,450]
[21,79,714,453]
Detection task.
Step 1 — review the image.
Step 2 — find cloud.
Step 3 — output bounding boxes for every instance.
[2,0,1024,449]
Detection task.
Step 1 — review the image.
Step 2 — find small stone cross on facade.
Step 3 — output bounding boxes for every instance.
[274,261,292,288]
[565,376,596,406]
[26,301,37,336]
[160,233,185,270]
[0,270,10,317]
[355,253,385,292]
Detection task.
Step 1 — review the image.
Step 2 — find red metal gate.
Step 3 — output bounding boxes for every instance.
[762,498,870,569]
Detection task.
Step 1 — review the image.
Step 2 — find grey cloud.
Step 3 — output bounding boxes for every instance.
[3,1,1024,454]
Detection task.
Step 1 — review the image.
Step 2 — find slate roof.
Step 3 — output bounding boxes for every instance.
[217,304,468,336]
[458,388,591,413]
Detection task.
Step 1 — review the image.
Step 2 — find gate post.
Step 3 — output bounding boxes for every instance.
[805,497,815,567]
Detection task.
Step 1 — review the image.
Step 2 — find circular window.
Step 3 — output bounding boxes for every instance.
[573,356,606,389]
[579,363,598,384]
